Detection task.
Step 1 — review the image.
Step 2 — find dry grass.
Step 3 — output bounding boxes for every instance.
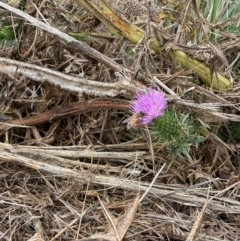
[0,0,240,240]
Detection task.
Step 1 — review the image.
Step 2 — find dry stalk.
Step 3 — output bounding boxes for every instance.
[1,150,240,214]
[8,146,146,160]
[0,57,136,97]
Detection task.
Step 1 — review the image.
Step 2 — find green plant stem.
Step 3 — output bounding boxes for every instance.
[172,50,230,90]
[75,0,231,90]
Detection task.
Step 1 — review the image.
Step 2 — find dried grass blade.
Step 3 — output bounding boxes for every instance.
[98,195,119,240]
[116,194,140,240]
[186,199,208,241]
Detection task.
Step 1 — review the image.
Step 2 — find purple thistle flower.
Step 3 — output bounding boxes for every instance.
[130,88,167,125]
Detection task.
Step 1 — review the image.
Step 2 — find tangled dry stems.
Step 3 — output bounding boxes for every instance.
[0,0,240,240]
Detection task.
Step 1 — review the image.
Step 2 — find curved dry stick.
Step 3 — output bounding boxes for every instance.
[0,99,128,131]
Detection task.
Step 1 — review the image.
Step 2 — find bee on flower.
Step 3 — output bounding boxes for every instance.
[125,88,167,129]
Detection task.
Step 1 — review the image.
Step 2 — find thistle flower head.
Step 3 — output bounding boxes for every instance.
[130,88,167,125]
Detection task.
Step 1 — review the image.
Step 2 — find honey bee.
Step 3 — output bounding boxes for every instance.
[123,113,144,129]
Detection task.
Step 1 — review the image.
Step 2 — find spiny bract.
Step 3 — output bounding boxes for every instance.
[150,110,208,160]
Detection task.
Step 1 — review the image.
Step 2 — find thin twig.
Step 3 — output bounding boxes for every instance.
[140,163,166,203]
